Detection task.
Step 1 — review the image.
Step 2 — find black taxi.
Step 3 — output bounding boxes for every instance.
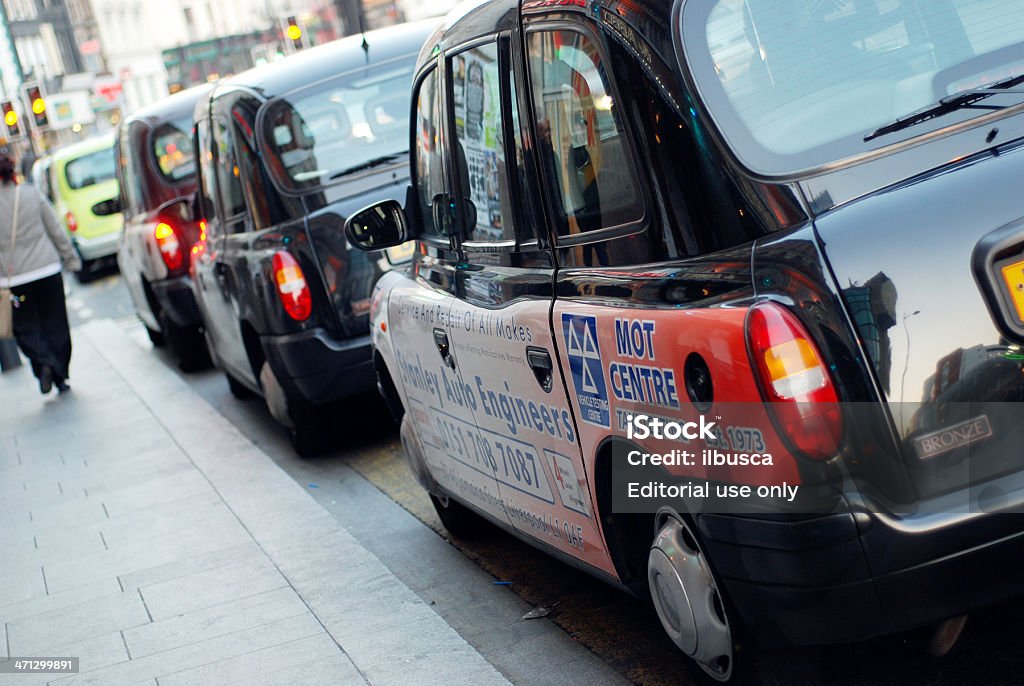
[117,84,212,371]
[188,21,436,454]
[347,0,1024,682]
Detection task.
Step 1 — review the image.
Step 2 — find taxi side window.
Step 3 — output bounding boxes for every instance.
[117,123,145,218]
[526,30,644,246]
[230,102,292,231]
[212,117,247,223]
[412,68,448,239]
[195,118,219,230]
[450,42,517,244]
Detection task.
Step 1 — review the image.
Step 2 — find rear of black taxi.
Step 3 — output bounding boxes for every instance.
[344,0,1024,682]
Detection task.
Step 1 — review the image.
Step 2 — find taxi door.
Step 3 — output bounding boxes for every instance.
[443,34,616,575]
[389,62,511,528]
[191,106,256,387]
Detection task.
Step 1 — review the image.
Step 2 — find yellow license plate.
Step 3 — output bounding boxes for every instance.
[1001,258,1024,322]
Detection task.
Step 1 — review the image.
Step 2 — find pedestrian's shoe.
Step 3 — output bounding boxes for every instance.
[38,366,53,394]
[56,379,70,394]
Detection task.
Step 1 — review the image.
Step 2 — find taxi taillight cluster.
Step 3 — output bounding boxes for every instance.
[154,222,184,272]
[272,251,312,322]
[746,302,842,460]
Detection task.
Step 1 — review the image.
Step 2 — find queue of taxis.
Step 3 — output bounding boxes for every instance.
[343,0,1024,682]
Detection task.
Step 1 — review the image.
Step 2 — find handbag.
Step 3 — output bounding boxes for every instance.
[0,186,22,340]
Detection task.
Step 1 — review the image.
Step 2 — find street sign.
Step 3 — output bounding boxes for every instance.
[46,91,95,130]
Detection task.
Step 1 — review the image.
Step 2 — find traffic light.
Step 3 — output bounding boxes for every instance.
[285,16,303,51]
[1,101,20,139]
[24,84,48,129]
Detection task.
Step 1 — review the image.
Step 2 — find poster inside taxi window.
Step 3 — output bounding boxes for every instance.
[452,49,506,242]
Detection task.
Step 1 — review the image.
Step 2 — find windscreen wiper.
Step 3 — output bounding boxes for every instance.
[329,151,409,179]
[864,73,1024,142]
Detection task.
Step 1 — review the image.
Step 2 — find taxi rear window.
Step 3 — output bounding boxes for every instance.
[683,0,1024,174]
[65,148,116,190]
[152,116,195,183]
[259,57,416,193]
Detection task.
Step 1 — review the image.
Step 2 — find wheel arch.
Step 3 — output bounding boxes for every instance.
[140,276,163,330]
[594,435,657,596]
[374,349,405,422]
[239,319,266,384]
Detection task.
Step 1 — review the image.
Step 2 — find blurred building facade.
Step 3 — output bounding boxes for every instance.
[93,0,355,114]
[0,0,461,157]
[0,0,111,157]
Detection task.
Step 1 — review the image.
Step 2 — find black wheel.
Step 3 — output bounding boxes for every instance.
[287,404,334,457]
[74,262,94,284]
[429,493,492,539]
[158,310,209,372]
[648,511,821,686]
[226,372,255,400]
[145,323,166,347]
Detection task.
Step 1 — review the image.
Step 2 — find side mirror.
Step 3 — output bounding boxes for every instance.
[92,196,122,216]
[345,200,408,251]
[157,196,196,224]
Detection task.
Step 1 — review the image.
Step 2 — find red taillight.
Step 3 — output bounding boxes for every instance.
[154,222,183,271]
[272,251,312,321]
[747,302,842,461]
[65,211,77,233]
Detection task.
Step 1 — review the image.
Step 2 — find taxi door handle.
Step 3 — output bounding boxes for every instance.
[433,328,455,369]
[527,346,553,393]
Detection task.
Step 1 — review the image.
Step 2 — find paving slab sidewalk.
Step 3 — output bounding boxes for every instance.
[0,320,510,686]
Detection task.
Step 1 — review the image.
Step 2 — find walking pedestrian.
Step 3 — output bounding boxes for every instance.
[0,153,81,394]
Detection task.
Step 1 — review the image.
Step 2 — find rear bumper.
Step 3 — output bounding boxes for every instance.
[74,231,120,261]
[261,328,375,406]
[151,275,201,329]
[873,518,1024,630]
[701,508,1024,647]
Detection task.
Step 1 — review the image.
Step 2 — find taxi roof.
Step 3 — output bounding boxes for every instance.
[124,83,214,129]
[214,19,440,101]
[50,132,115,164]
[416,0,518,72]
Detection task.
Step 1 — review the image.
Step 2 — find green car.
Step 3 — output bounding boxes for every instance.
[49,134,122,280]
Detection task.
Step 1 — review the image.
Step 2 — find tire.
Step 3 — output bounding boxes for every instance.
[286,403,335,457]
[74,261,94,284]
[429,493,492,539]
[648,511,821,686]
[226,372,255,400]
[254,359,335,457]
[158,310,209,372]
[145,324,166,347]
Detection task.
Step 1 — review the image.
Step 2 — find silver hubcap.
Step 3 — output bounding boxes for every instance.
[649,515,733,682]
